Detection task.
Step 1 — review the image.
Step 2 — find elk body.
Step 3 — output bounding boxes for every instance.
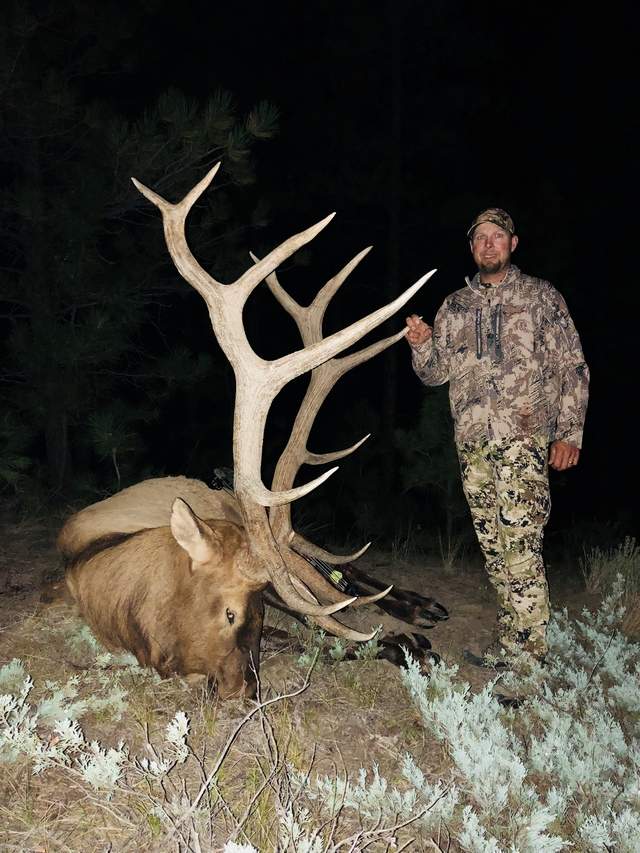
[59,164,442,698]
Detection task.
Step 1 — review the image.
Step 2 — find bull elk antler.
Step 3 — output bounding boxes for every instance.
[132,164,435,640]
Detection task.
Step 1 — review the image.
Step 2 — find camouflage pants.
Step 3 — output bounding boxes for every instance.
[458,434,551,659]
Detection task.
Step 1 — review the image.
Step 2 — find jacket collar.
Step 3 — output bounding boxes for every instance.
[471,264,520,291]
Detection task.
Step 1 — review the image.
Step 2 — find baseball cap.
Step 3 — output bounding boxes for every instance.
[467,208,515,238]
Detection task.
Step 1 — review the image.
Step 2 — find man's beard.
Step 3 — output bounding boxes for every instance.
[478,257,510,276]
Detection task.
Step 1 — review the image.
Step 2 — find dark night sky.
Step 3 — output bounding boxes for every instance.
[81,1,639,533]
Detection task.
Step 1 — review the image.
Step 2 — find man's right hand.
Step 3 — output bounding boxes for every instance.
[405,314,433,347]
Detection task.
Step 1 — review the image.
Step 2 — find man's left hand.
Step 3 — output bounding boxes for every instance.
[549,440,580,471]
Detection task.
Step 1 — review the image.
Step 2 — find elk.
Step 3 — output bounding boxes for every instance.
[58,163,445,699]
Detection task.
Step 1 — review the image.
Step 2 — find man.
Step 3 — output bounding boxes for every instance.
[405,208,589,666]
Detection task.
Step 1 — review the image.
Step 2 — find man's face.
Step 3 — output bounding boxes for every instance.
[469,221,518,276]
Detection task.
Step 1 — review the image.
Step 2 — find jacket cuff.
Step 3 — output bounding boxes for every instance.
[554,429,583,450]
[410,338,433,370]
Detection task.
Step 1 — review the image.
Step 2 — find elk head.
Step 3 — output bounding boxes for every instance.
[168,498,264,698]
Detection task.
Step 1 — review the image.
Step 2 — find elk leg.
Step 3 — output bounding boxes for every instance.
[341,564,449,625]
[263,589,439,672]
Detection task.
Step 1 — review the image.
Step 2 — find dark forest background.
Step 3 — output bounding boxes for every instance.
[1,0,637,563]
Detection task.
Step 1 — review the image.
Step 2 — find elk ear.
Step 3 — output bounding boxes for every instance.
[170,498,224,567]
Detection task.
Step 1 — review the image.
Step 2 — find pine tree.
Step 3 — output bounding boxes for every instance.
[0,1,278,493]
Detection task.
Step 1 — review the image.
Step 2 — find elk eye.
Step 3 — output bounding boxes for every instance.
[226,608,235,625]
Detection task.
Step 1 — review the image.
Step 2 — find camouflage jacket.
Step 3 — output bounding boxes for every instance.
[411,265,590,449]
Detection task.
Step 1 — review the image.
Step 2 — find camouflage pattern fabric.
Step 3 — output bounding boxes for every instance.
[458,434,551,659]
[411,265,590,449]
[466,207,515,238]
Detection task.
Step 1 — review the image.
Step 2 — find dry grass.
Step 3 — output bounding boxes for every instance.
[581,536,640,637]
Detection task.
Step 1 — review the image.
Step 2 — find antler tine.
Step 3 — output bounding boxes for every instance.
[280,549,360,605]
[240,457,339,507]
[287,575,382,641]
[251,246,373,344]
[249,251,301,321]
[311,615,378,642]
[269,571,356,615]
[270,268,437,387]
[291,531,371,565]
[241,516,357,612]
[132,162,222,216]
[132,165,226,305]
[237,214,336,303]
[334,328,409,377]
[311,246,373,330]
[305,433,370,465]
